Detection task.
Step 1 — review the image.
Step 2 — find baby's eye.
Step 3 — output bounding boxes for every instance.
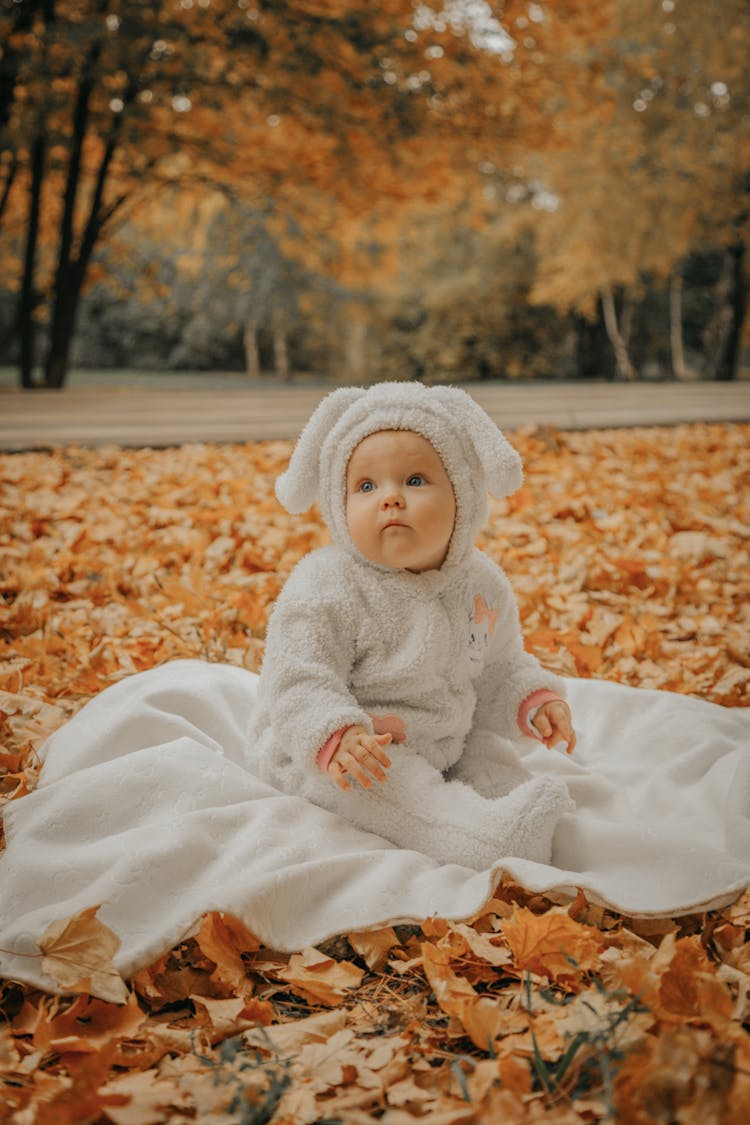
[406,474,426,487]
[359,480,375,493]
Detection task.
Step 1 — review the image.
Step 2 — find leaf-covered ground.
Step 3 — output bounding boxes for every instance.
[1,422,749,1123]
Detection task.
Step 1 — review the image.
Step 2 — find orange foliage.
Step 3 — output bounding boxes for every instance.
[0,0,623,325]
[0,422,749,1121]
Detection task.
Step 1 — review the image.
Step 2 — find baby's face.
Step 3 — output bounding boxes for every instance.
[345,430,456,572]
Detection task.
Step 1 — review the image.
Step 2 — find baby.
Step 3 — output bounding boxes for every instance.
[249,382,575,869]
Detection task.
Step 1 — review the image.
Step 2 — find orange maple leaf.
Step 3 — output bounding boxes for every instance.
[657,935,734,1029]
[195,912,259,998]
[38,905,129,1004]
[501,905,601,984]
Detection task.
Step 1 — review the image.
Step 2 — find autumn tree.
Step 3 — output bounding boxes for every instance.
[520,0,749,380]
[2,0,248,387]
[0,0,619,389]
[0,0,441,387]
[159,198,324,379]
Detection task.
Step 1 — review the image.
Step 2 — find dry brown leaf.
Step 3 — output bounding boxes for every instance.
[501,904,602,985]
[421,940,505,1052]
[0,1025,21,1073]
[657,935,734,1029]
[195,911,257,997]
[244,1006,348,1054]
[347,926,400,971]
[30,1041,125,1125]
[496,1052,533,1097]
[724,888,750,928]
[38,905,129,1004]
[190,994,253,1037]
[382,1105,476,1124]
[556,985,651,1053]
[294,1027,358,1092]
[450,921,513,968]
[32,991,145,1054]
[275,946,364,1007]
[98,1069,193,1125]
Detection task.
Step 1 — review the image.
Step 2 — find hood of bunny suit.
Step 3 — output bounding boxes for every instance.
[275,381,523,575]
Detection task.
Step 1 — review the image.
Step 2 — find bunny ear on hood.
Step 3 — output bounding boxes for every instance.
[275,386,366,513]
[429,386,523,499]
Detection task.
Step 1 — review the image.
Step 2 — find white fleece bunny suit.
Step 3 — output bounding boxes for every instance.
[249,383,574,869]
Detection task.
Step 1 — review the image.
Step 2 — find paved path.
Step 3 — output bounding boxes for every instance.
[1,379,748,451]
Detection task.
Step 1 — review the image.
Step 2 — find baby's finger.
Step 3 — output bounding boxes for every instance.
[328,760,351,792]
[355,749,387,783]
[349,741,394,784]
[347,765,375,788]
[365,734,392,770]
[556,717,576,753]
[346,753,380,788]
[551,719,576,754]
[532,712,552,739]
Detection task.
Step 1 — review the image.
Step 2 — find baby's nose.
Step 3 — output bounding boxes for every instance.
[382,490,405,507]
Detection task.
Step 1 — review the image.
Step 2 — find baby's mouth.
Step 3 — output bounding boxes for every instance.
[382,520,409,530]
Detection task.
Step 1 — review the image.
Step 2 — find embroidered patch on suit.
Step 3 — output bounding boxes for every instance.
[468,594,498,662]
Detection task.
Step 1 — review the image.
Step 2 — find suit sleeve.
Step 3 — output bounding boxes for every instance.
[258,558,372,768]
[449,563,567,798]
[470,564,566,741]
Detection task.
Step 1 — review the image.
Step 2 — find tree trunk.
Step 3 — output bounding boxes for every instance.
[44,66,134,388]
[18,132,46,389]
[715,240,745,382]
[669,269,694,381]
[14,0,55,388]
[43,40,102,388]
[272,304,290,382]
[243,323,261,378]
[700,246,742,381]
[600,286,638,381]
[573,311,610,378]
[621,288,635,350]
[0,149,18,226]
[345,314,368,383]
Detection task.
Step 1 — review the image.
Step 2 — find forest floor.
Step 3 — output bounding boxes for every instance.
[1,421,749,1123]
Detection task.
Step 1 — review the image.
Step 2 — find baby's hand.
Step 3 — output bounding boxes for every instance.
[328,725,393,792]
[532,701,576,754]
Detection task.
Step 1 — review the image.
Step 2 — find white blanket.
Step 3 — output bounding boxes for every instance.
[1,660,748,992]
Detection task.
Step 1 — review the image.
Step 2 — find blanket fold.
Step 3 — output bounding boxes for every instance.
[0,660,748,993]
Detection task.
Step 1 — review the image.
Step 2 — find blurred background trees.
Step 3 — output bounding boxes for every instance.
[0,0,747,387]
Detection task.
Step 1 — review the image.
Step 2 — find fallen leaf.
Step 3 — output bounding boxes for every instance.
[98,1069,193,1125]
[451,922,513,968]
[275,946,364,1007]
[39,905,129,1004]
[33,991,145,1054]
[657,935,734,1029]
[195,911,257,997]
[31,1041,125,1125]
[501,905,602,985]
[556,984,651,1053]
[294,1027,358,1093]
[421,941,504,1052]
[245,1006,348,1054]
[347,926,400,971]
